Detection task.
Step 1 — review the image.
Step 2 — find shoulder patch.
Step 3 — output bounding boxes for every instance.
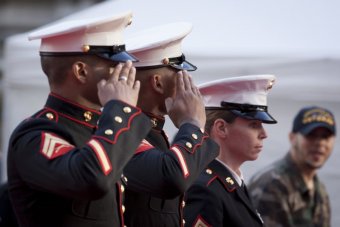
[40,132,74,159]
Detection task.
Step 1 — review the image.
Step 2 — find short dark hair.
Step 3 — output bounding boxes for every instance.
[205,109,237,134]
[40,55,99,85]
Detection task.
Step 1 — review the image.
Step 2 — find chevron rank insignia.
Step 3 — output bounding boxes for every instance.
[40,132,74,159]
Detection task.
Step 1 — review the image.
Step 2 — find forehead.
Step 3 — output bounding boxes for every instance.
[233,116,262,125]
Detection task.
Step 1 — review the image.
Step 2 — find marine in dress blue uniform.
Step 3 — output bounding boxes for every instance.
[122,23,220,227]
[7,11,151,227]
[184,75,277,227]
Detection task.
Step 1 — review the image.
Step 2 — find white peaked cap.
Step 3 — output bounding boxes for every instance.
[199,75,277,123]
[28,11,133,54]
[126,22,197,71]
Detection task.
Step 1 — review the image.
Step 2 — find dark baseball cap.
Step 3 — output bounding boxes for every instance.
[292,106,336,135]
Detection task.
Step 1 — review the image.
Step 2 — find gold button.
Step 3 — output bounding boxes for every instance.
[46,113,54,120]
[182,201,185,207]
[127,18,132,25]
[114,116,123,123]
[192,133,198,140]
[121,185,125,193]
[123,106,132,113]
[182,219,185,224]
[150,118,157,128]
[122,205,125,213]
[124,176,128,183]
[226,177,234,185]
[84,111,93,122]
[105,129,113,135]
[206,169,212,174]
[82,45,90,52]
[162,58,170,65]
[267,80,274,90]
[185,142,192,149]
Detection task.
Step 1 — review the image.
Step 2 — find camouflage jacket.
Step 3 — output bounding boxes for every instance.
[248,153,330,227]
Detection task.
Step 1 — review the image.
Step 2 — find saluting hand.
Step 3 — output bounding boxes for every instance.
[97,60,140,107]
[165,70,206,129]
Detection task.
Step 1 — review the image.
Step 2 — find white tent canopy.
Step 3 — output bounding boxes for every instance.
[2,0,340,225]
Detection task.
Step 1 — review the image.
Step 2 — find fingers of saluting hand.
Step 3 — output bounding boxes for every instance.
[176,71,185,92]
[187,73,200,95]
[109,63,122,82]
[107,60,136,86]
[126,65,136,87]
[182,70,192,91]
[194,86,201,97]
[119,60,133,85]
[181,70,199,95]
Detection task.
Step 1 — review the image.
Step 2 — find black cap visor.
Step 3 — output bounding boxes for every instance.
[298,122,336,135]
[89,45,138,62]
[134,54,197,71]
[221,101,277,124]
[170,60,197,71]
[40,44,138,62]
[97,50,138,62]
[230,109,277,124]
[168,54,197,71]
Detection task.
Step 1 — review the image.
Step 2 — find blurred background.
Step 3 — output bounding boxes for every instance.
[1,0,339,225]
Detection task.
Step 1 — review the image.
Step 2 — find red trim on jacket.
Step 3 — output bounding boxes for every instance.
[135,139,154,155]
[50,92,101,114]
[117,182,124,227]
[206,175,237,192]
[44,107,98,128]
[93,109,142,144]
[173,134,209,154]
[36,109,59,122]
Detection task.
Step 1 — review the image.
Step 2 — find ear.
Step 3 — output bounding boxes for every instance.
[72,61,88,84]
[289,132,296,144]
[211,119,229,139]
[150,74,165,94]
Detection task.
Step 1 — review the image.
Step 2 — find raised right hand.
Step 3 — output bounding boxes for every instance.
[97,60,140,107]
[165,70,206,130]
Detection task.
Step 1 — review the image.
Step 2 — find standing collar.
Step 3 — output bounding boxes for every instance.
[144,112,165,131]
[216,158,244,187]
[45,93,101,128]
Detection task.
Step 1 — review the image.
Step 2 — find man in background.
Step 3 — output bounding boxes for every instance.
[249,106,336,227]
